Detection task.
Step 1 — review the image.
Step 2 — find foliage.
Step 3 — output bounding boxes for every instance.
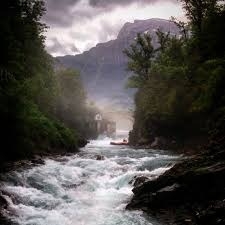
[54,68,97,138]
[124,33,155,86]
[0,0,93,162]
[126,0,225,150]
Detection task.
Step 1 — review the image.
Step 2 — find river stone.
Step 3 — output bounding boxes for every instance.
[31,156,45,165]
[132,176,150,188]
[127,153,225,225]
[96,155,105,160]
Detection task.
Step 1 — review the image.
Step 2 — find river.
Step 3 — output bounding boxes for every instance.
[0,135,180,225]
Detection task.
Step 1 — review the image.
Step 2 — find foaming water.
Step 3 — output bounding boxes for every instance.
[0,138,180,225]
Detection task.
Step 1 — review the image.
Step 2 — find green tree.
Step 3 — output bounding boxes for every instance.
[123,33,155,87]
[179,0,218,35]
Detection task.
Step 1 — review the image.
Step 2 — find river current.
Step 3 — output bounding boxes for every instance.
[0,135,179,225]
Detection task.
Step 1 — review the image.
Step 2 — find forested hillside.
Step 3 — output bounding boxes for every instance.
[0,0,97,163]
[57,19,179,109]
[126,0,225,152]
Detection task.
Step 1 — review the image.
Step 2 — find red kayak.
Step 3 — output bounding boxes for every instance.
[110,141,129,146]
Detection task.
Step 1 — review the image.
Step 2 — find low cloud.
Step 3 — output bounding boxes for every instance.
[44,0,183,56]
[89,0,165,8]
[44,0,176,27]
[43,0,81,26]
[98,21,121,42]
[46,37,80,55]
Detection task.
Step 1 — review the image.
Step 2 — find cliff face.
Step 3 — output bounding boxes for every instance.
[127,150,225,225]
[57,19,179,108]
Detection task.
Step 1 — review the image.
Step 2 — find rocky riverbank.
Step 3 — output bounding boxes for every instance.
[0,138,89,224]
[127,149,225,225]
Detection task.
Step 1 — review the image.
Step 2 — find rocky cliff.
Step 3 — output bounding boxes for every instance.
[127,149,225,225]
[57,19,179,108]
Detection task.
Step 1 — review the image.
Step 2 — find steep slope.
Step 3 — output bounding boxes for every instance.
[57,19,179,108]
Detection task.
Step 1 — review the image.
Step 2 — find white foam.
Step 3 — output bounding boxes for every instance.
[0,139,178,225]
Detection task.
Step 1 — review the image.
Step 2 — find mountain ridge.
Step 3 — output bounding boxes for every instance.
[56,18,180,109]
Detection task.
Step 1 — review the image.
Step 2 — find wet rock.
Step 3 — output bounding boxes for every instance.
[138,138,151,146]
[1,190,20,205]
[129,176,149,188]
[62,181,85,189]
[195,200,225,225]
[126,153,225,225]
[157,183,180,192]
[0,216,14,225]
[150,137,161,148]
[0,193,14,225]
[96,155,105,160]
[53,157,69,163]
[150,136,178,149]
[0,193,7,210]
[31,156,45,165]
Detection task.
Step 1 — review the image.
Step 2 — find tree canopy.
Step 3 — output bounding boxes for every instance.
[126,0,225,150]
[0,0,97,162]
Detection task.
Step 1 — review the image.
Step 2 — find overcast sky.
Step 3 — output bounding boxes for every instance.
[43,0,184,56]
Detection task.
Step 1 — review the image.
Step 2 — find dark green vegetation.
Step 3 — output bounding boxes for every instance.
[125,0,225,152]
[126,1,225,224]
[0,0,96,163]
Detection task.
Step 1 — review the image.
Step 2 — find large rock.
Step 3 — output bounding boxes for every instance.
[95,155,105,160]
[129,176,150,188]
[78,138,89,148]
[126,152,225,225]
[0,193,10,225]
[0,193,7,210]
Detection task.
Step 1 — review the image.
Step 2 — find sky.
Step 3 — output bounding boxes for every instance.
[43,0,184,57]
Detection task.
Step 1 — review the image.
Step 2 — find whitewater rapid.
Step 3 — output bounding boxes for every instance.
[0,137,179,225]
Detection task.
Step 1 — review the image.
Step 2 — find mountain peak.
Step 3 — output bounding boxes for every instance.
[117,18,176,39]
[57,18,180,108]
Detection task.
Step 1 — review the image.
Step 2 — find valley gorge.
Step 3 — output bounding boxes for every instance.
[1,0,225,224]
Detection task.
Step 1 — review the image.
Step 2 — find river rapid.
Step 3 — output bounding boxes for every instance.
[0,135,180,225]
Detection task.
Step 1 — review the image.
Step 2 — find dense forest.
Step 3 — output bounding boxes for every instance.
[0,0,99,163]
[1,1,225,224]
[126,0,225,152]
[125,2,225,224]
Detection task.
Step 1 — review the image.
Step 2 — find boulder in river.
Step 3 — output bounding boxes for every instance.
[129,176,150,188]
[78,139,89,148]
[126,150,225,225]
[31,156,45,165]
[96,155,105,160]
[0,193,7,210]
